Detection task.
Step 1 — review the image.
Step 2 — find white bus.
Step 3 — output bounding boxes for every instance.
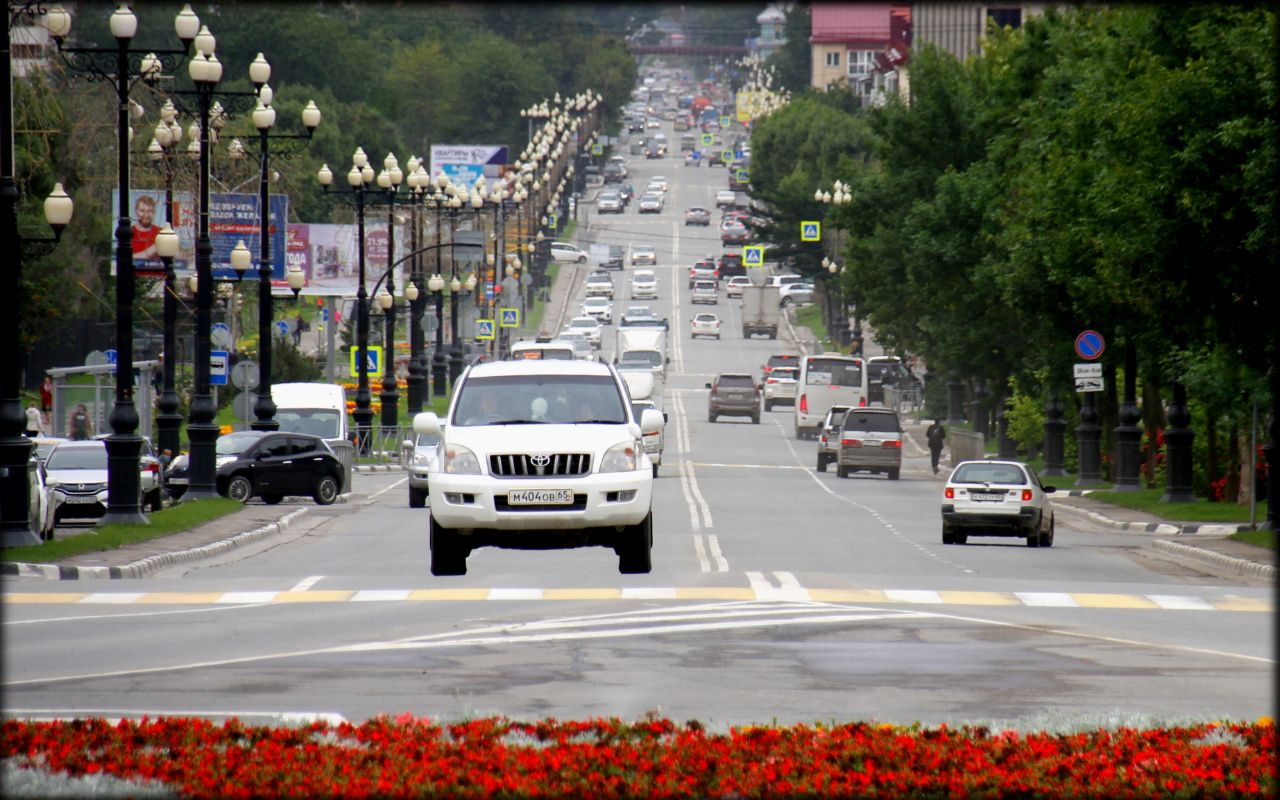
[793,353,867,440]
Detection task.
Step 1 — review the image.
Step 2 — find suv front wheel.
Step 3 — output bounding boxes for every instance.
[430,515,468,576]
[617,512,653,574]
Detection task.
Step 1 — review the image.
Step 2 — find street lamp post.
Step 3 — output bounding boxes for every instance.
[50,3,198,522]
[375,153,403,430]
[319,149,376,452]
[167,28,263,500]
[429,272,446,395]
[145,101,186,461]
[2,4,73,545]
[404,159,428,414]
[234,71,319,432]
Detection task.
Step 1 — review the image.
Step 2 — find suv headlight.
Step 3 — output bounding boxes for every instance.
[599,440,641,473]
[442,443,482,475]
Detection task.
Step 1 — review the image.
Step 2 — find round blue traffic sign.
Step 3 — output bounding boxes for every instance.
[1075,330,1105,361]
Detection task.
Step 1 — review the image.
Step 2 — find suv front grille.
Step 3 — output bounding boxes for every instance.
[489,453,592,477]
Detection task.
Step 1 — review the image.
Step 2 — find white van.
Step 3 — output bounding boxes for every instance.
[271,382,355,491]
[793,353,866,440]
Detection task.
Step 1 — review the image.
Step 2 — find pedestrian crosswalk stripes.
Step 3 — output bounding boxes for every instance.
[3,588,1270,612]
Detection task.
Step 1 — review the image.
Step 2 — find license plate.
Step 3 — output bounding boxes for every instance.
[508,489,574,505]
[167,477,189,485]
[970,492,1003,502]
[64,496,100,504]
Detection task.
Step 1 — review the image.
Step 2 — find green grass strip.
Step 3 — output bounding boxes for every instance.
[2,498,244,564]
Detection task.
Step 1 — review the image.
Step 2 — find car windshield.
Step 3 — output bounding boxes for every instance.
[717,375,755,388]
[215,431,266,457]
[452,374,626,426]
[951,463,1028,485]
[805,358,863,386]
[868,360,905,380]
[275,408,342,438]
[45,445,107,470]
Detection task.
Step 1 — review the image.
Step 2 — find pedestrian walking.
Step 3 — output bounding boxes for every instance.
[69,403,92,440]
[926,419,946,475]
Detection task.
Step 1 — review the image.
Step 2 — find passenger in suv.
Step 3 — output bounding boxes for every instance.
[835,408,903,480]
[412,360,663,576]
[706,373,761,424]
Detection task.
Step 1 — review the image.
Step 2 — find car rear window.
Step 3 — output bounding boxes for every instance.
[952,464,1028,485]
[805,358,863,386]
[771,368,798,379]
[717,375,755,388]
[767,355,798,368]
[842,412,900,433]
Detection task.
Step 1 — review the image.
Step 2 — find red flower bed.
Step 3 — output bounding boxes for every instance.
[2,715,1274,798]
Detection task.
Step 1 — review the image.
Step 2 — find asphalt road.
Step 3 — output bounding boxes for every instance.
[3,119,1273,729]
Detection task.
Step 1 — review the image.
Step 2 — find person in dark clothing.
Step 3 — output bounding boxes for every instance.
[69,403,92,440]
[926,419,946,475]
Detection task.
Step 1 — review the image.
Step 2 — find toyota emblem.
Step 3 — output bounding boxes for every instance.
[530,454,551,468]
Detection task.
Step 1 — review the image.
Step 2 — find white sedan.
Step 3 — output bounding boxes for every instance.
[549,242,589,263]
[564,315,603,347]
[941,460,1057,547]
[650,175,670,192]
[690,312,722,340]
[725,276,752,298]
[631,246,657,266]
[581,296,613,325]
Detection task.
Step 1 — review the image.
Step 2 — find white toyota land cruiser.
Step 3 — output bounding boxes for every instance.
[413,360,664,576]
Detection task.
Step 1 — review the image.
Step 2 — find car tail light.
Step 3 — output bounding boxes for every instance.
[842,438,861,447]
[882,440,902,449]
[859,397,867,407]
[819,434,827,445]
[1021,489,1033,502]
[945,487,955,499]
[144,463,159,473]
[766,378,777,384]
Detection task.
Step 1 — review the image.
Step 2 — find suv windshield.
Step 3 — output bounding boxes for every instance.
[452,374,626,426]
[717,375,755,389]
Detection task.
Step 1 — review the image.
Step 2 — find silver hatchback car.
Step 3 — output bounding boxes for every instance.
[835,408,903,480]
[815,404,852,473]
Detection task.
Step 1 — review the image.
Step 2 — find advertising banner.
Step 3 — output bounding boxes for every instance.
[110,188,194,277]
[283,222,404,297]
[429,144,508,189]
[111,190,288,283]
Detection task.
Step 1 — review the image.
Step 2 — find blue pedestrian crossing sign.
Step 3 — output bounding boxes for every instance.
[800,221,822,242]
[719,115,731,128]
[701,133,714,147]
[499,308,521,328]
[549,213,558,229]
[476,319,496,341]
[592,143,604,156]
[742,246,765,268]
[736,168,750,184]
[721,150,734,164]
[348,345,383,378]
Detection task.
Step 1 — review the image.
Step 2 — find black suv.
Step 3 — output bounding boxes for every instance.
[214,431,343,505]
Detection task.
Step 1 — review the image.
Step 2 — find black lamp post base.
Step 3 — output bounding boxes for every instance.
[182,415,222,502]
[0,432,42,546]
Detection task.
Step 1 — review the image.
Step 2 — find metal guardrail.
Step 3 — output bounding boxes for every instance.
[884,383,924,423]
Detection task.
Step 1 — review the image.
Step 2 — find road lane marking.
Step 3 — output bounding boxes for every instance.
[693,535,711,571]
[4,589,1268,612]
[1148,594,1216,611]
[290,576,324,592]
[352,590,411,602]
[367,478,406,499]
[707,534,729,572]
[1014,591,1078,607]
[769,414,975,575]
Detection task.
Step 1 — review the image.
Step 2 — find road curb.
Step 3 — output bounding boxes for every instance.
[1151,539,1276,580]
[353,464,404,473]
[1049,500,1250,535]
[2,508,310,581]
